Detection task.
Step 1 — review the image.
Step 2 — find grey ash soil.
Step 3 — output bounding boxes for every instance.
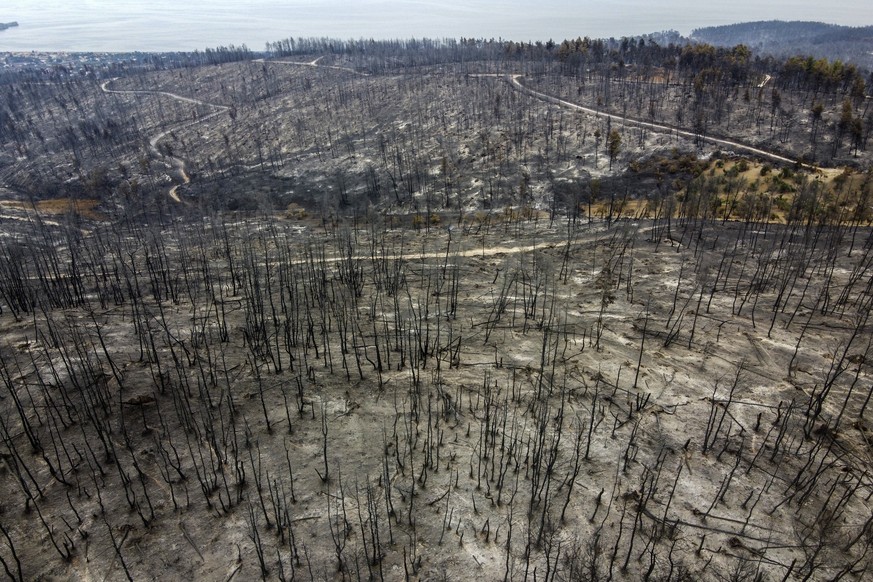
[2,37,873,581]
[0,211,871,581]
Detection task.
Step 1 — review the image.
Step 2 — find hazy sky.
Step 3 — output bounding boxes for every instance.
[2,0,872,52]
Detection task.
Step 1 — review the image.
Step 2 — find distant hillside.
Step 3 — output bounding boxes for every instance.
[690,21,873,69]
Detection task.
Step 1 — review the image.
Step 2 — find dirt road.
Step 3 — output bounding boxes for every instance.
[497,74,811,168]
[101,79,230,204]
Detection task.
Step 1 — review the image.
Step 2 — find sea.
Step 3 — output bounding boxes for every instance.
[0,0,869,54]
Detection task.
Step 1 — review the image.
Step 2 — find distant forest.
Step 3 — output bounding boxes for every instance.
[691,20,873,70]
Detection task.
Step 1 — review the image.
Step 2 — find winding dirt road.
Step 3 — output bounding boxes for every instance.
[101,78,230,204]
[102,62,811,207]
[100,58,365,204]
[483,74,810,168]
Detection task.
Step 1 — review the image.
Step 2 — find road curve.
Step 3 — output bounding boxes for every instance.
[255,57,369,76]
[482,74,811,169]
[101,78,230,204]
[100,58,366,203]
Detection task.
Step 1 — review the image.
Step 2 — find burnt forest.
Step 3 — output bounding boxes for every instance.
[1,28,873,581]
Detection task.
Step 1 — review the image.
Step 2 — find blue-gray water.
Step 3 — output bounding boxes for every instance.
[1,1,870,53]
